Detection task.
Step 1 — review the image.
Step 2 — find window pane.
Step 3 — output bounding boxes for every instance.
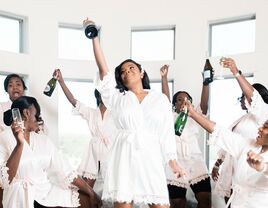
[208,76,253,170]
[150,81,173,97]
[210,18,255,56]
[58,26,94,60]
[0,15,21,53]
[131,29,175,61]
[58,80,96,168]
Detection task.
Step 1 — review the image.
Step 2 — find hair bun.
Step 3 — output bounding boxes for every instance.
[3,109,13,126]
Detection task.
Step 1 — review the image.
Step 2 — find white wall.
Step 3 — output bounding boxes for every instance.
[0,0,268,145]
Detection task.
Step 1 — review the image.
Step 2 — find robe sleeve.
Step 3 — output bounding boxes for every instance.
[210,124,249,159]
[46,138,78,189]
[159,94,177,163]
[246,89,268,126]
[73,100,95,120]
[95,72,118,110]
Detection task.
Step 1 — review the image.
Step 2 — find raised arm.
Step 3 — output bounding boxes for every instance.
[160,65,170,101]
[221,58,254,104]
[83,18,108,80]
[186,100,216,133]
[6,123,25,183]
[200,83,209,115]
[54,69,77,107]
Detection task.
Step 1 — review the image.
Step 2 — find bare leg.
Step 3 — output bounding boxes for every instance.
[149,203,169,208]
[114,202,133,208]
[169,198,186,208]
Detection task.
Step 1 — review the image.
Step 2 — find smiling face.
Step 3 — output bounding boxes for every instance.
[256,120,268,146]
[7,77,25,102]
[120,61,143,89]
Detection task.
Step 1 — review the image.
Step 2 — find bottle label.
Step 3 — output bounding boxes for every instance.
[203,70,210,79]
[44,85,51,92]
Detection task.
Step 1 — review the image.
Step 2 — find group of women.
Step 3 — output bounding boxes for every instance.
[0,17,268,208]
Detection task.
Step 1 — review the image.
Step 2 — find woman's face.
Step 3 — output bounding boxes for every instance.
[7,77,25,102]
[24,105,39,132]
[120,62,143,88]
[175,92,189,112]
[256,120,268,146]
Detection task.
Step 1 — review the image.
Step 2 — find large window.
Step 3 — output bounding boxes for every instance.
[0,14,23,53]
[208,75,253,170]
[131,27,175,61]
[58,24,94,60]
[58,79,96,168]
[209,15,255,57]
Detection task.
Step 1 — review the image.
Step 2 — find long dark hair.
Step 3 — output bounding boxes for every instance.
[114,59,150,93]
[172,91,193,108]
[94,89,102,106]
[4,96,41,126]
[252,83,268,104]
[4,73,27,92]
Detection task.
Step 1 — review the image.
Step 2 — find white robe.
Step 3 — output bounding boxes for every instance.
[96,73,177,205]
[0,130,80,208]
[75,101,117,180]
[214,90,268,198]
[211,125,268,208]
[166,107,209,188]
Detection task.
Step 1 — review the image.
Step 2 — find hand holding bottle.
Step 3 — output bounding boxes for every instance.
[181,98,195,118]
[83,17,98,39]
[53,69,63,83]
[220,57,239,75]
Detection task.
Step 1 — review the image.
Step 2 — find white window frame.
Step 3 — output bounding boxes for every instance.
[209,14,256,57]
[0,11,26,53]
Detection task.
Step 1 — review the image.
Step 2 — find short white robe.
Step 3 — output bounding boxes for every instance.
[75,101,117,180]
[0,130,80,208]
[96,72,177,205]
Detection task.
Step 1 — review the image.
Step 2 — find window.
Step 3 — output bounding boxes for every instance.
[0,14,23,53]
[58,24,94,60]
[58,79,96,168]
[131,27,175,61]
[208,75,253,170]
[209,15,255,57]
[150,80,174,99]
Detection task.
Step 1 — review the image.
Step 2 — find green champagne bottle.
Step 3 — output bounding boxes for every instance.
[174,105,188,136]
[43,77,57,97]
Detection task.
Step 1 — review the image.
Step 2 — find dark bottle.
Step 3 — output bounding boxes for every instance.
[203,59,214,85]
[174,105,188,136]
[84,22,98,39]
[43,77,57,97]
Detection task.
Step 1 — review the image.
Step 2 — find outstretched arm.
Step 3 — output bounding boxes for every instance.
[221,58,254,104]
[160,65,170,101]
[186,100,216,133]
[54,69,77,107]
[200,83,209,115]
[83,18,108,80]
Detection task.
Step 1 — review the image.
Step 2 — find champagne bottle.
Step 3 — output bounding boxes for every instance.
[84,22,98,39]
[174,105,188,136]
[203,59,214,85]
[43,76,57,97]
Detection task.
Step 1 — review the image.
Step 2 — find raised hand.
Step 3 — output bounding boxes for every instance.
[247,150,266,172]
[160,65,169,78]
[219,57,239,75]
[11,121,25,145]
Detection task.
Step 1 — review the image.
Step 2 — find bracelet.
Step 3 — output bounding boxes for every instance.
[234,70,242,77]
[260,163,268,173]
[213,166,219,170]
